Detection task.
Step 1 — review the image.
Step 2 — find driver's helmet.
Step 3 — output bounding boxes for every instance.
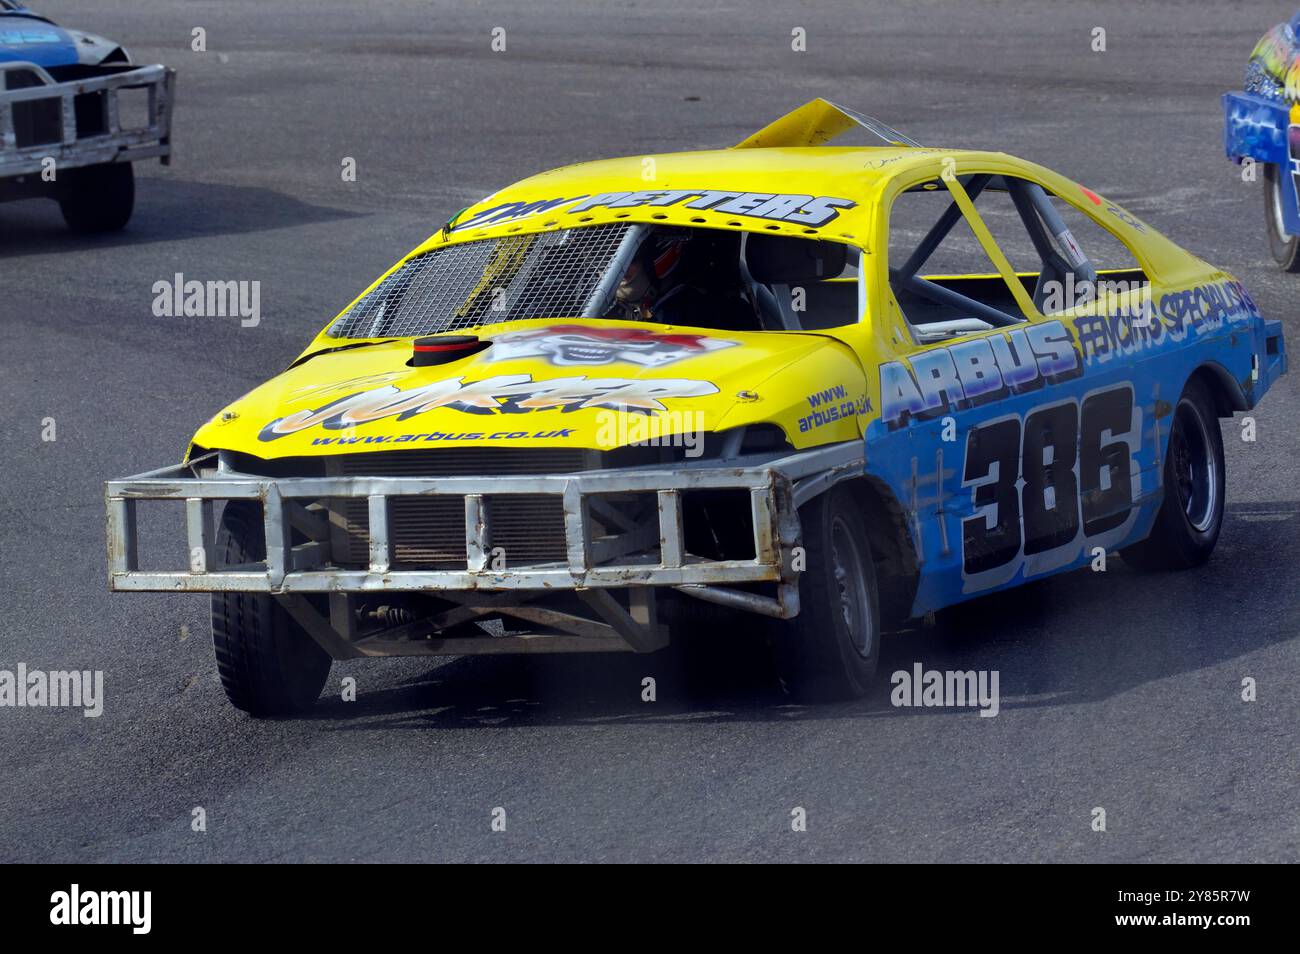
[615,231,690,307]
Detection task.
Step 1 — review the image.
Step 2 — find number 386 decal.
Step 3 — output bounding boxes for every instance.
[960,384,1143,589]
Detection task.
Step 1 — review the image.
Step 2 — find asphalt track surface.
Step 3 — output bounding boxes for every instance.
[1,0,1297,863]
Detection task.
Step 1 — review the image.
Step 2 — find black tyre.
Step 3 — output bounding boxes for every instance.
[58,162,135,233]
[1263,163,1300,271]
[211,501,331,716]
[1122,377,1225,571]
[771,485,880,700]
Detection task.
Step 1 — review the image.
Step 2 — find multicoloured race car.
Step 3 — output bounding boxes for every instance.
[0,1,175,231]
[1224,9,1300,269]
[106,99,1287,715]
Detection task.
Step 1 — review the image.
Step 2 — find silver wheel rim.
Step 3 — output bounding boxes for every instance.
[829,516,874,658]
[1170,399,1218,533]
[1271,172,1292,240]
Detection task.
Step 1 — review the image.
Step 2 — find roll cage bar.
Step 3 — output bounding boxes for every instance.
[888,172,1100,329]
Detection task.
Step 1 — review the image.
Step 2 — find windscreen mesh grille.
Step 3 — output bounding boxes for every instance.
[326,223,634,339]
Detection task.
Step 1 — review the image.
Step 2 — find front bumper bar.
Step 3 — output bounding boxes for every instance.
[105,444,864,613]
[0,61,175,178]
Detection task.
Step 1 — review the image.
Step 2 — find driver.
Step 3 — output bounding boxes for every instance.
[606,230,755,329]
[608,233,688,321]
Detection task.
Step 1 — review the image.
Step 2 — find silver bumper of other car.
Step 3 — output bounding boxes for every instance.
[0,61,175,177]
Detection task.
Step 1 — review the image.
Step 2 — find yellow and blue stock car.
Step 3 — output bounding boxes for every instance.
[106,100,1286,714]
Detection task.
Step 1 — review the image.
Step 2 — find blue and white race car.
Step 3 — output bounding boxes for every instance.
[0,1,175,231]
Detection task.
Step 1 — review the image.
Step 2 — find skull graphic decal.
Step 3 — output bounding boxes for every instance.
[485,324,737,367]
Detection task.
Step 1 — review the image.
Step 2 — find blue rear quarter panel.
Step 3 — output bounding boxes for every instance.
[864,280,1285,617]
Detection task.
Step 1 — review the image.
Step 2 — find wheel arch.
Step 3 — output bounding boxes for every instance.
[836,474,919,628]
[1187,361,1249,417]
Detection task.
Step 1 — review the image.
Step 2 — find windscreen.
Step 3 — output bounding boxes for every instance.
[326,223,636,339]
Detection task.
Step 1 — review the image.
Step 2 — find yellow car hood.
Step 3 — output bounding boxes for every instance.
[190,319,869,459]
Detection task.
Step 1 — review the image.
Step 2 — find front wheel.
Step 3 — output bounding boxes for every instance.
[1263,163,1300,271]
[58,162,135,233]
[211,502,332,716]
[1122,377,1225,570]
[771,485,881,700]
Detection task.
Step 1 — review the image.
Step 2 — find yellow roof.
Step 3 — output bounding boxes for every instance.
[432,144,980,251]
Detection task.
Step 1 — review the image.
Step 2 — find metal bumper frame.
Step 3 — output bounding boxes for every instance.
[0,61,175,178]
[105,443,865,654]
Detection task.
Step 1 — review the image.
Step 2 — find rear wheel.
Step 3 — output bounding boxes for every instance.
[58,162,135,233]
[771,486,880,700]
[1122,377,1225,570]
[211,502,332,716]
[1263,164,1300,271]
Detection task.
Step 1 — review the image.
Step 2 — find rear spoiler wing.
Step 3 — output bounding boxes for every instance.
[734,98,921,149]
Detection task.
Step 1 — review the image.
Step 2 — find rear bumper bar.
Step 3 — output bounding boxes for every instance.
[0,61,175,179]
[105,443,864,614]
